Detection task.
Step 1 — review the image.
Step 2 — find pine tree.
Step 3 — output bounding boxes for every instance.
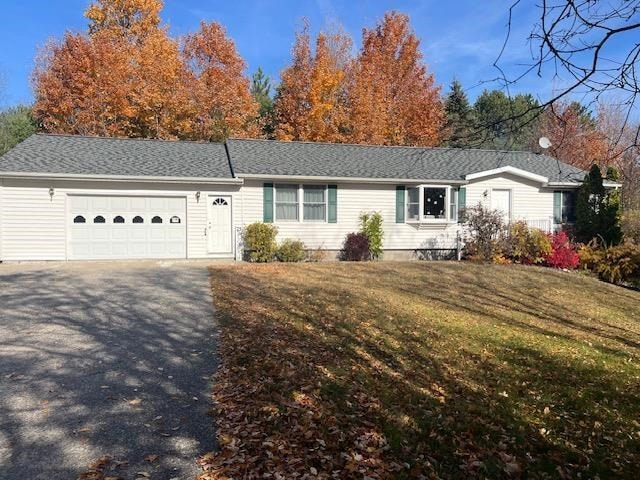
[576,164,622,245]
[443,80,475,147]
[251,68,275,137]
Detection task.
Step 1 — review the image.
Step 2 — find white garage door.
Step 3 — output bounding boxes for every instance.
[68,196,187,260]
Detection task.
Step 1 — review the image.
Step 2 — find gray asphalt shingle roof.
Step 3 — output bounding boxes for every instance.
[0,134,586,183]
[0,134,233,179]
[226,138,586,183]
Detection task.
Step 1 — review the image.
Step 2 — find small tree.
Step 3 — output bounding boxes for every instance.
[359,211,384,260]
[462,203,507,261]
[576,164,622,245]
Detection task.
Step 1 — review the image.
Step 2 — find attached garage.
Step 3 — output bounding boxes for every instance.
[67,195,187,260]
[0,134,242,262]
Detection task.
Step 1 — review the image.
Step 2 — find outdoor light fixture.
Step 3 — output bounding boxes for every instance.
[483,189,488,198]
[48,187,55,199]
[195,191,201,202]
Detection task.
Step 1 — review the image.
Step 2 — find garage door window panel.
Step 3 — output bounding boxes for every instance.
[74,215,86,224]
[94,216,106,224]
[133,216,144,224]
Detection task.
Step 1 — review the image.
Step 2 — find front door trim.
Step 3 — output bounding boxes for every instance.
[207,194,233,255]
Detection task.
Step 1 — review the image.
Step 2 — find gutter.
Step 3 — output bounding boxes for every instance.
[237,173,468,185]
[546,181,622,188]
[0,171,245,185]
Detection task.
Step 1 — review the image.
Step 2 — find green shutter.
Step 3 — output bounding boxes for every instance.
[458,186,466,223]
[553,191,562,224]
[396,186,405,223]
[328,185,337,223]
[263,183,274,223]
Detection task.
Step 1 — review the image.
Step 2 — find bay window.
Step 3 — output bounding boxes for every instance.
[423,187,447,219]
[407,187,420,221]
[406,185,458,223]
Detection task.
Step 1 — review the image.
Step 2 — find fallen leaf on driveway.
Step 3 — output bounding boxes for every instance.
[144,454,159,463]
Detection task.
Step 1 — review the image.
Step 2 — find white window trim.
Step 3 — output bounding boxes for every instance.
[274,184,328,223]
[406,185,457,224]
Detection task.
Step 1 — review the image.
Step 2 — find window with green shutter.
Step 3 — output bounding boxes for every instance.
[328,185,337,223]
[458,186,466,223]
[396,186,406,223]
[263,183,274,223]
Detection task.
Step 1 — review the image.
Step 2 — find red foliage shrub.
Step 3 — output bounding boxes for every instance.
[341,232,370,261]
[545,231,579,269]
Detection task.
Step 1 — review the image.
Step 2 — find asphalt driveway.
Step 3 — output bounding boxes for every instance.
[0,261,218,480]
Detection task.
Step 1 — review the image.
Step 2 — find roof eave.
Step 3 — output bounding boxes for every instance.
[466,166,549,184]
[0,171,244,184]
[236,173,468,184]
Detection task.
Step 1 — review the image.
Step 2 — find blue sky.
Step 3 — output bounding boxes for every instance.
[0,0,633,112]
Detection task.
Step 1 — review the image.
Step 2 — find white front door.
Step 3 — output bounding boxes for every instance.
[207,195,233,254]
[491,189,512,222]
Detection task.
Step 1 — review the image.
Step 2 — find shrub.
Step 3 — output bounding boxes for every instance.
[584,243,640,285]
[307,244,329,262]
[505,221,552,265]
[276,239,306,262]
[622,209,640,244]
[359,211,384,260]
[462,203,507,262]
[341,232,370,261]
[578,241,603,271]
[545,231,579,269]
[243,222,278,262]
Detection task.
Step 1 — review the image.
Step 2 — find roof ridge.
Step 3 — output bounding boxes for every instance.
[227,136,547,156]
[35,132,223,146]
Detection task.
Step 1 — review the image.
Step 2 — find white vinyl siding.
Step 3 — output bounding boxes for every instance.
[0,178,240,261]
[0,172,561,261]
[464,173,555,223]
[243,180,461,250]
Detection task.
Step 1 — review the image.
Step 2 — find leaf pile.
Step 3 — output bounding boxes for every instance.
[199,262,640,479]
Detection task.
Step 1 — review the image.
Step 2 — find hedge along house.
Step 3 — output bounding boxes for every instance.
[0,134,594,262]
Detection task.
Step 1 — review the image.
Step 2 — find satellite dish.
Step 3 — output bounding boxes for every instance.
[538,136,552,149]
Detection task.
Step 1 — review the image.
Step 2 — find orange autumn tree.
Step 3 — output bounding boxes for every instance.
[349,12,443,146]
[275,24,352,142]
[33,0,257,141]
[84,0,162,40]
[306,31,353,142]
[33,33,135,136]
[541,101,608,170]
[183,22,259,142]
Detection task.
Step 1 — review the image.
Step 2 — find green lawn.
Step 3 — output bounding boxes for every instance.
[199,263,640,480]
